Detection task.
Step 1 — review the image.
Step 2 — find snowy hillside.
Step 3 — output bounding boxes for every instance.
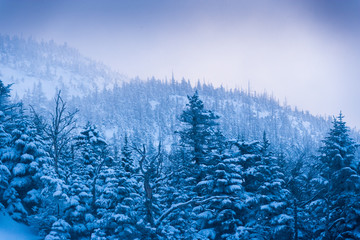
[0,36,355,158]
[0,35,127,98]
[1,37,360,240]
[67,78,336,159]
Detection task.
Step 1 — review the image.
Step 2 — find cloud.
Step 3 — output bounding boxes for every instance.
[0,0,359,127]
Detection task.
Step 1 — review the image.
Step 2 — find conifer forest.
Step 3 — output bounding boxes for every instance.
[1,67,360,239]
[1,1,360,239]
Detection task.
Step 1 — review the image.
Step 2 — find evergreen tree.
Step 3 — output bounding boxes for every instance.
[0,82,36,221]
[175,91,223,198]
[194,153,245,240]
[65,123,109,238]
[231,139,292,240]
[254,151,291,239]
[121,134,135,174]
[287,158,313,240]
[45,219,71,240]
[95,135,142,239]
[0,82,12,213]
[312,113,360,239]
[178,91,220,166]
[0,80,58,238]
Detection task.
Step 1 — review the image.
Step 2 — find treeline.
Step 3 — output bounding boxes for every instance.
[1,80,360,239]
[25,77,332,165]
[0,34,118,82]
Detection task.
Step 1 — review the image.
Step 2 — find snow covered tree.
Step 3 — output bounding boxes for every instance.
[228,139,292,240]
[178,91,220,166]
[0,80,58,238]
[175,91,223,199]
[0,82,32,221]
[311,113,360,239]
[92,165,118,239]
[194,153,245,240]
[0,81,12,213]
[45,219,71,240]
[254,152,291,239]
[287,157,312,240]
[132,143,163,238]
[63,123,109,238]
[121,134,135,174]
[155,91,228,239]
[95,136,141,239]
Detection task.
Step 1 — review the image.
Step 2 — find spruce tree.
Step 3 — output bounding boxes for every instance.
[194,154,245,240]
[0,81,37,222]
[313,113,360,239]
[178,91,220,166]
[65,123,109,238]
[95,135,141,239]
[176,91,222,198]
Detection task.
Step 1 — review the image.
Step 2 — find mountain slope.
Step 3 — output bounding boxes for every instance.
[0,35,127,98]
[1,36,356,160]
[68,78,334,159]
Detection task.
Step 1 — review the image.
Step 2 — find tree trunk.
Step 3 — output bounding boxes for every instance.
[294,199,298,240]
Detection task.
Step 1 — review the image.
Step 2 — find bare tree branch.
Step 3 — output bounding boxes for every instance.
[45,90,78,177]
[155,196,236,227]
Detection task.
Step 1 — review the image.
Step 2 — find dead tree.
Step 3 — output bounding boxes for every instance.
[44,91,78,177]
[134,142,163,228]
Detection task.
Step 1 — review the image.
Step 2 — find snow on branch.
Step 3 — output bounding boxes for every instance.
[155,195,238,227]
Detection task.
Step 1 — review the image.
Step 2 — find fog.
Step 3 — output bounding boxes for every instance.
[1,0,360,127]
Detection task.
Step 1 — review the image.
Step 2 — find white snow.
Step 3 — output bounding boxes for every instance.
[149,100,159,110]
[0,214,38,240]
[12,163,27,176]
[11,177,31,188]
[258,110,270,118]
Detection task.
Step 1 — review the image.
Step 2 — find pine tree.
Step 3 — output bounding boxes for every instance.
[45,219,71,240]
[175,91,222,198]
[65,123,109,238]
[178,91,220,166]
[194,153,245,240]
[162,92,221,238]
[255,151,291,239]
[230,138,292,239]
[0,82,37,222]
[312,113,360,239]
[287,158,313,240]
[0,82,12,213]
[121,134,135,174]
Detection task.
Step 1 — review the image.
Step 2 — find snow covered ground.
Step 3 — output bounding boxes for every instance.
[0,214,39,240]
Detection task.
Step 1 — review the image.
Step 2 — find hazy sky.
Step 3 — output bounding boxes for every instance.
[1,0,360,128]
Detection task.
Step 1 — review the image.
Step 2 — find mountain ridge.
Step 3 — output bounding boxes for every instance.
[1,35,358,160]
[0,34,127,99]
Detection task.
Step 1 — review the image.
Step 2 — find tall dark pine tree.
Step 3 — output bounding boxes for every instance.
[176,91,222,200]
[121,134,135,174]
[178,91,220,166]
[287,158,314,240]
[314,113,360,239]
[173,91,243,239]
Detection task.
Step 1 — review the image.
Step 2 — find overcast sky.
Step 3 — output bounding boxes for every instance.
[1,0,360,128]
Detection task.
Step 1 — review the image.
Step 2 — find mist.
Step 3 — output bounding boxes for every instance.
[0,0,360,127]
